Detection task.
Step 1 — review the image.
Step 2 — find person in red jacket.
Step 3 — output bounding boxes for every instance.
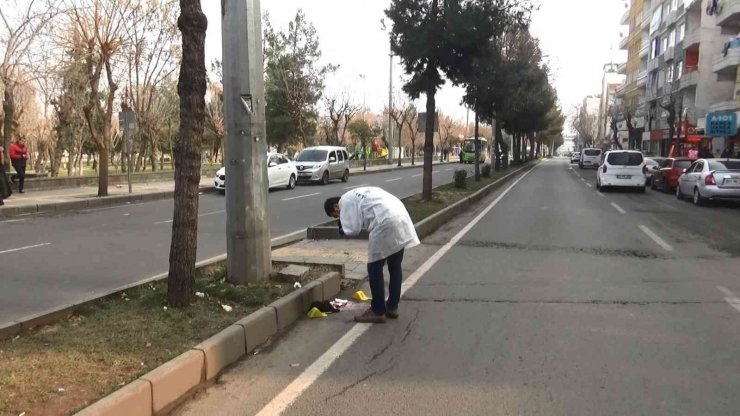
[9,138,29,193]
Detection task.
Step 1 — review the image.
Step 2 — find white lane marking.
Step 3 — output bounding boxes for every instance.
[154,210,227,225]
[581,178,586,182]
[717,286,740,314]
[255,163,542,416]
[0,242,51,255]
[385,178,402,183]
[446,168,453,171]
[432,170,440,174]
[344,184,369,190]
[281,192,322,202]
[610,202,627,214]
[638,225,673,251]
[598,192,605,197]
[412,174,422,178]
[80,202,146,213]
[0,218,28,224]
[586,183,593,188]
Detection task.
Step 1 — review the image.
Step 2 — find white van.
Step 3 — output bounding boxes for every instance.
[294,146,350,185]
[596,150,647,193]
[580,148,603,169]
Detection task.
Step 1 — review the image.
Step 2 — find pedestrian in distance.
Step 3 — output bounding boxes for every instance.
[9,138,29,193]
[324,187,420,323]
[0,145,11,206]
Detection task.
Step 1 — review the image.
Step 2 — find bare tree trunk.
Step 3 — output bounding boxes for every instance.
[423,87,436,201]
[167,0,208,308]
[3,90,14,170]
[474,112,480,181]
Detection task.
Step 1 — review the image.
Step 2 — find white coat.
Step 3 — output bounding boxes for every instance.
[339,187,420,263]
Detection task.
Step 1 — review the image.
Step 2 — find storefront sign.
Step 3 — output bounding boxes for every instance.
[706,112,738,137]
[686,136,702,143]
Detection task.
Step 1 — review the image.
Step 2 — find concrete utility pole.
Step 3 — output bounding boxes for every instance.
[388,39,394,163]
[222,0,271,284]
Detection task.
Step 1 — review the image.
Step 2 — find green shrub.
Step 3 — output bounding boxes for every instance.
[453,169,468,189]
[481,163,492,178]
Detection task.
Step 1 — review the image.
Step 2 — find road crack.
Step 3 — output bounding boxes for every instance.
[402,309,420,343]
[324,362,398,402]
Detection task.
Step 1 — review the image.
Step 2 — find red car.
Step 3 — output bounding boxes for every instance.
[650,158,696,193]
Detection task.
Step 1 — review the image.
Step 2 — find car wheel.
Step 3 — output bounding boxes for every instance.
[676,185,684,200]
[693,188,707,206]
[321,171,330,186]
[218,189,225,195]
[286,174,296,190]
[638,186,646,194]
[341,170,349,183]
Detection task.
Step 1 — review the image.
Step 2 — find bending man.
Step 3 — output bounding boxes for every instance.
[325,187,419,323]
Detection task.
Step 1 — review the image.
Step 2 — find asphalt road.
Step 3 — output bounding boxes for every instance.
[0,163,463,323]
[175,158,740,416]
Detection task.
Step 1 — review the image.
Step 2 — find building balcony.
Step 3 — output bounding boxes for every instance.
[683,28,700,51]
[646,88,661,102]
[709,100,740,113]
[621,8,630,25]
[619,35,630,50]
[648,57,660,72]
[712,48,740,76]
[664,46,675,62]
[679,69,699,90]
[664,9,678,27]
[617,62,627,75]
[640,10,652,29]
[637,71,648,88]
[639,41,650,58]
[616,83,627,98]
[717,0,740,28]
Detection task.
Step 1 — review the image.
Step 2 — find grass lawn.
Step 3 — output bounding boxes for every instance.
[43,164,222,178]
[0,262,332,416]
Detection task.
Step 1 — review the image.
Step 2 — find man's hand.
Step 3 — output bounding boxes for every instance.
[337,220,345,237]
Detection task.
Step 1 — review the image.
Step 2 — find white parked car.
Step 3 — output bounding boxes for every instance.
[579,148,602,169]
[214,153,298,194]
[676,159,740,206]
[596,150,647,193]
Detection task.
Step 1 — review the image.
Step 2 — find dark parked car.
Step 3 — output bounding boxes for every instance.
[650,158,695,193]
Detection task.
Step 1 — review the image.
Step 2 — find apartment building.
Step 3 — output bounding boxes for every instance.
[710,0,740,156]
[616,0,652,149]
[596,63,626,148]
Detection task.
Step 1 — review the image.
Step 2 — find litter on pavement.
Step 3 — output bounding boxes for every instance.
[221,304,233,312]
[293,282,302,288]
[195,292,205,298]
[310,300,341,313]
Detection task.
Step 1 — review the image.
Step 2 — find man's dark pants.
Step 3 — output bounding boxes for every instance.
[367,249,404,315]
[11,162,25,192]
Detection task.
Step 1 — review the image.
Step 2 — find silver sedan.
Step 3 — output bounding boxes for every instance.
[676,159,740,206]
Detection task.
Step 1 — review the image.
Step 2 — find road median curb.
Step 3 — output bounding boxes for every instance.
[72,270,343,416]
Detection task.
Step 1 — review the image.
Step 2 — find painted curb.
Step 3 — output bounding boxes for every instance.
[74,270,343,416]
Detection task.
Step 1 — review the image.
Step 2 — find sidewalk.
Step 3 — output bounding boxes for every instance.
[0,159,457,212]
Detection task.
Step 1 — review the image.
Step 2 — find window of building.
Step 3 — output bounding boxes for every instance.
[678,23,685,42]
[662,36,668,53]
[651,38,661,59]
[676,61,683,79]
[658,70,666,88]
[663,3,671,16]
[671,0,679,11]
[667,65,674,83]
[669,30,676,47]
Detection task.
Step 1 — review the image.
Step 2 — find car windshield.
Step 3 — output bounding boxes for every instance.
[584,149,601,156]
[645,159,659,167]
[607,152,644,166]
[463,141,482,152]
[296,150,327,162]
[674,160,693,169]
[708,160,740,171]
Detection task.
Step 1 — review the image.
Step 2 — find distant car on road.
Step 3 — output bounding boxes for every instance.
[676,159,740,206]
[214,152,298,194]
[294,146,350,185]
[570,152,581,164]
[596,150,647,193]
[650,158,694,193]
[644,157,665,185]
[579,148,602,169]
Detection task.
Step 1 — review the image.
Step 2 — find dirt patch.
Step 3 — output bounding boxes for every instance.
[0,262,329,416]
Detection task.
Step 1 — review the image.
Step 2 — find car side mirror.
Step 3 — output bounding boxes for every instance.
[329,157,337,163]
[268,162,277,168]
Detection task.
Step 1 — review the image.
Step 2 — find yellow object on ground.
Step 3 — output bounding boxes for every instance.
[352,291,370,301]
[307,307,328,318]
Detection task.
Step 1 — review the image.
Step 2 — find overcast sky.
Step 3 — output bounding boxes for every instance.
[202,0,628,122]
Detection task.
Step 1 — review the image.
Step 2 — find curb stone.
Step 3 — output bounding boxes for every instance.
[74,270,343,416]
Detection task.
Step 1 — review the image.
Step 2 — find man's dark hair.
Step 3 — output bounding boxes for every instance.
[324,197,341,217]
